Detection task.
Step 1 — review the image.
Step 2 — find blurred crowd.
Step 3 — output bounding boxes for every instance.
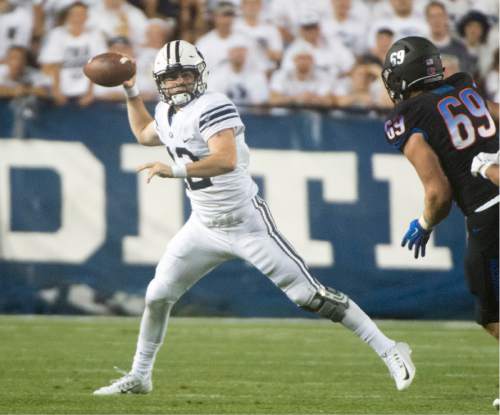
[0,0,498,111]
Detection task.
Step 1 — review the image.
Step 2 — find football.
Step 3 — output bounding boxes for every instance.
[83,52,136,87]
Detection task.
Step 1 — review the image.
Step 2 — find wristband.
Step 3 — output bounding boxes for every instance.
[418,214,432,231]
[123,84,140,99]
[171,164,187,178]
[479,162,493,180]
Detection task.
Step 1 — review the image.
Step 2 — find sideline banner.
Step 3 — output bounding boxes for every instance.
[0,100,471,318]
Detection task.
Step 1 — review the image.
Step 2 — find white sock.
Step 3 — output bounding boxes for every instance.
[131,339,162,379]
[341,300,395,356]
[131,300,173,379]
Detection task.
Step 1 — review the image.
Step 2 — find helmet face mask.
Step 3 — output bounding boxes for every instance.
[156,68,199,106]
[382,36,445,103]
[153,41,208,107]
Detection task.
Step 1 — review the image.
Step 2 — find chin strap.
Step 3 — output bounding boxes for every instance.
[171,92,193,106]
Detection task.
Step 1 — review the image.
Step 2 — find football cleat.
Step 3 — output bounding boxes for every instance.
[493,398,499,409]
[93,368,152,396]
[382,342,416,391]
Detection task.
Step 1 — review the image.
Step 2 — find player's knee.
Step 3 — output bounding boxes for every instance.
[145,277,179,307]
[301,286,350,322]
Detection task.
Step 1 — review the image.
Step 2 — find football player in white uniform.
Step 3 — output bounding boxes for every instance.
[93,40,416,395]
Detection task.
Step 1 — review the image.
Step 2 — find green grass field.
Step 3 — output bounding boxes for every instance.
[0,316,497,415]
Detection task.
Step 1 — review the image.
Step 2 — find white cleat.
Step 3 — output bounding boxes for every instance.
[382,342,416,391]
[493,398,499,409]
[93,370,152,396]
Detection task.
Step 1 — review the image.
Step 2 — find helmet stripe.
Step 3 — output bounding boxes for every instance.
[175,40,180,63]
[166,41,171,64]
[196,47,204,60]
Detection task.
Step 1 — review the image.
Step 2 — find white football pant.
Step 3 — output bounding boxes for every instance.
[146,195,323,308]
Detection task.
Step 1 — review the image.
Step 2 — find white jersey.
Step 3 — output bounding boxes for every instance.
[233,19,283,71]
[208,63,269,105]
[38,26,106,97]
[367,15,429,48]
[0,6,33,61]
[154,92,258,219]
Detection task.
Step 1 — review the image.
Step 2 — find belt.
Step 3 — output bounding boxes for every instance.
[195,201,253,228]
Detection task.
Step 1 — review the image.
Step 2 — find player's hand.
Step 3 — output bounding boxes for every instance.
[123,74,136,89]
[401,219,433,259]
[471,152,498,179]
[136,161,173,183]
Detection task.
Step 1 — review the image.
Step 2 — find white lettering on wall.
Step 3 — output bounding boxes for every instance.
[0,139,105,262]
[373,154,452,269]
[250,150,358,267]
[121,144,184,264]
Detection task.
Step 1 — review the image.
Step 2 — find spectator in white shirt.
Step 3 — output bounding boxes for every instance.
[38,0,94,32]
[425,1,474,74]
[366,27,394,65]
[135,18,174,100]
[234,0,283,72]
[39,1,106,106]
[368,0,429,48]
[457,10,493,78]
[321,0,369,56]
[0,46,50,98]
[208,37,269,105]
[270,43,333,107]
[399,0,498,26]
[333,57,392,109]
[196,1,254,72]
[0,0,34,62]
[369,0,428,20]
[268,0,333,45]
[282,10,355,80]
[87,0,148,48]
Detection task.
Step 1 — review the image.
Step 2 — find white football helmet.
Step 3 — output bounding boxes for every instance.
[153,40,208,106]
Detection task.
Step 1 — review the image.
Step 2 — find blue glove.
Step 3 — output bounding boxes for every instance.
[401,219,433,259]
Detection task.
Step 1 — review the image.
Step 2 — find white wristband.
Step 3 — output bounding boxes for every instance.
[171,164,187,178]
[123,84,140,99]
[479,162,493,180]
[418,214,432,230]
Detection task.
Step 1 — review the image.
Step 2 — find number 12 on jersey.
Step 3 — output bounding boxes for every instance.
[166,147,213,190]
[438,87,496,150]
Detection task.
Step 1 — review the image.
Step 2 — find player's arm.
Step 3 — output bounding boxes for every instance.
[484,165,500,186]
[186,128,237,176]
[137,128,237,182]
[404,133,453,226]
[401,133,453,258]
[123,77,162,146]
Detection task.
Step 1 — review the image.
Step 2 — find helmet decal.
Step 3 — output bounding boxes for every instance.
[389,49,406,66]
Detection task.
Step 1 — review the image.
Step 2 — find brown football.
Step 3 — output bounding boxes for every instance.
[83,52,136,87]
